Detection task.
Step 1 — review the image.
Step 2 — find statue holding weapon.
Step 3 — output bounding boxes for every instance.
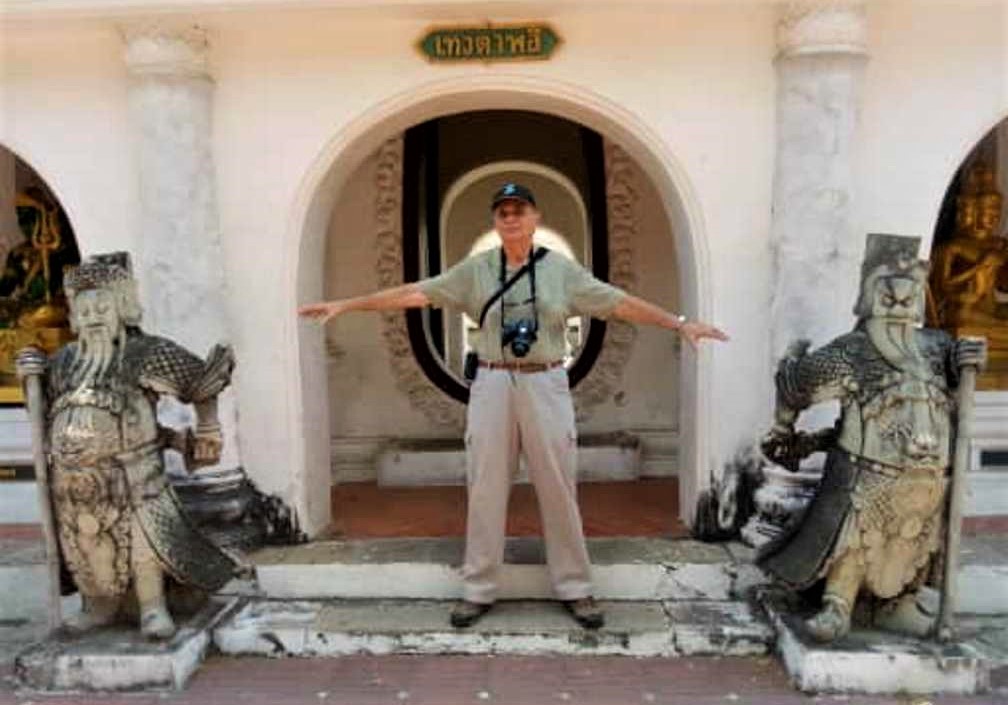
[16,252,239,639]
[757,233,985,642]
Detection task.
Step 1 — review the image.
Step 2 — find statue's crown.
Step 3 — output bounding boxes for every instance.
[64,252,134,295]
[860,233,921,278]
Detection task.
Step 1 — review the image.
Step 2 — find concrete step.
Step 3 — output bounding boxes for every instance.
[212,598,773,658]
[248,537,767,601]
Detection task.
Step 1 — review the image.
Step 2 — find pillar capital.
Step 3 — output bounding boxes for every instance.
[776,2,867,58]
[121,23,211,78]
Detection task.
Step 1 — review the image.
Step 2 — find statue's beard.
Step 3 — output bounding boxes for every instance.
[865,315,921,370]
[70,324,123,389]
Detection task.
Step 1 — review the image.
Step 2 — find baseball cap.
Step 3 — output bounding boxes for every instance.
[491,183,536,210]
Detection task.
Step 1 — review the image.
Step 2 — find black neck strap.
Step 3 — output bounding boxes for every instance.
[476,246,548,329]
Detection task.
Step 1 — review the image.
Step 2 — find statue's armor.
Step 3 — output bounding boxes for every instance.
[758,328,956,594]
[47,330,237,597]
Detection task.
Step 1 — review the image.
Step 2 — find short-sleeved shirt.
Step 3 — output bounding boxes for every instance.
[418,246,626,364]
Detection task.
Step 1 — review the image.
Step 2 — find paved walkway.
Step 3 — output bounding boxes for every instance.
[0,653,1003,705]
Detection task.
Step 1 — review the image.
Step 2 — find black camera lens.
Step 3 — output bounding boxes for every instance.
[502,319,537,358]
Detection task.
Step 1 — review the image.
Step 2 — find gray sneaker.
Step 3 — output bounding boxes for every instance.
[450,600,493,628]
[563,597,605,629]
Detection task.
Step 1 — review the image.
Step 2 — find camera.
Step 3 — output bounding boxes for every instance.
[501,318,538,358]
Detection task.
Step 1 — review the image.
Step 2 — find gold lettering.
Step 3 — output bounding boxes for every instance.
[506,33,526,54]
[494,31,505,54]
[476,35,491,56]
[442,35,463,57]
[527,27,542,54]
[461,35,474,56]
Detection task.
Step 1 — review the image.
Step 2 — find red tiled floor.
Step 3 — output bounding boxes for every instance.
[964,515,1008,535]
[0,523,41,540]
[329,479,686,539]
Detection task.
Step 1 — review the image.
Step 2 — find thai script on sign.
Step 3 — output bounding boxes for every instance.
[419,25,560,62]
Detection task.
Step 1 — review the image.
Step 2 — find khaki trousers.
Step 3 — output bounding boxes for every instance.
[462,366,593,604]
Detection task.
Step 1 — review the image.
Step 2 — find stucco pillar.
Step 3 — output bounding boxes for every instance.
[770,3,868,367]
[122,25,240,470]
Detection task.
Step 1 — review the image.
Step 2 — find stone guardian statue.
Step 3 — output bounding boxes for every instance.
[757,234,986,642]
[16,252,239,639]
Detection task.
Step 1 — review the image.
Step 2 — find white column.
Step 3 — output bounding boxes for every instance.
[122,24,240,470]
[770,2,868,367]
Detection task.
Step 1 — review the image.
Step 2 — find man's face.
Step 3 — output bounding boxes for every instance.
[72,289,120,335]
[494,200,539,244]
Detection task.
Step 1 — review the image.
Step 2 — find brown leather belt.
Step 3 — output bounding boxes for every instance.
[478,359,564,373]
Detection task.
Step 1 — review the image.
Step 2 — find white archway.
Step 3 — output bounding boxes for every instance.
[284,75,714,535]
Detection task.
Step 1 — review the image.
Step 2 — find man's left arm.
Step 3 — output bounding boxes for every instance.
[610,295,728,348]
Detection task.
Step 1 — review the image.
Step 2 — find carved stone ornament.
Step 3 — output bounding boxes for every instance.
[121,23,211,78]
[755,233,986,644]
[375,137,466,429]
[373,138,639,426]
[16,252,240,640]
[570,141,638,422]
[776,2,868,58]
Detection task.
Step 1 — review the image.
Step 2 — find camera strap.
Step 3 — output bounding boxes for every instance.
[476,246,549,329]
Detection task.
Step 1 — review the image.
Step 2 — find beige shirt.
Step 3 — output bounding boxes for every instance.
[418,246,626,363]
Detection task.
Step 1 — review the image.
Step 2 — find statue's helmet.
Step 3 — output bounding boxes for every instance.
[852,234,928,324]
[64,251,142,329]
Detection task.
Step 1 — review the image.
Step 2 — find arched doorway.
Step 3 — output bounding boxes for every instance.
[928,117,1008,521]
[287,77,713,537]
[0,145,81,523]
[0,145,81,405]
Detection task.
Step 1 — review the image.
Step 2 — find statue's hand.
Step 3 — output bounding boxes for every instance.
[761,425,801,471]
[188,427,222,469]
[954,336,987,372]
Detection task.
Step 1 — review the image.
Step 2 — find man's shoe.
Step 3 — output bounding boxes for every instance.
[450,600,493,628]
[563,597,605,629]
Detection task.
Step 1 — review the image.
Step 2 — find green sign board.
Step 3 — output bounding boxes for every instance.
[419,24,560,63]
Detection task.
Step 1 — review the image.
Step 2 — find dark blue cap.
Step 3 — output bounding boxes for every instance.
[491,183,536,210]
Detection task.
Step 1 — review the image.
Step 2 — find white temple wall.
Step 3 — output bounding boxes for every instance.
[860,1,1008,255]
[0,24,136,257]
[1,1,1006,532]
[210,5,778,529]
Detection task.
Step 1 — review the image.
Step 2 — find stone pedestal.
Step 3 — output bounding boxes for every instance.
[761,591,991,695]
[14,598,237,692]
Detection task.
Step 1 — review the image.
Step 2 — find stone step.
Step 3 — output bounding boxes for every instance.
[211,598,773,658]
[248,537,767,601]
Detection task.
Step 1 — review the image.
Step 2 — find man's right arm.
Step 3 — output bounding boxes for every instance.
[298,283,430,324]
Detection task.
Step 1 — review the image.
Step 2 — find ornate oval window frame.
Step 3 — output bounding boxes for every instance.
[375,135,638,428]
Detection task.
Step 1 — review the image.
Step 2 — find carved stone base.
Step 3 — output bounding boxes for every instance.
[14,597,238,692]
[761,590,991,695]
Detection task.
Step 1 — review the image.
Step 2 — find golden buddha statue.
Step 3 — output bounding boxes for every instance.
[929,162,1008,388]
[0,189,77,402]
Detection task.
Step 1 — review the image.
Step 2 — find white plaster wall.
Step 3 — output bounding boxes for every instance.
[210,5,776,530]
[0,24,136,257]
[861,1,1008,258]
[5,2,1007,533]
